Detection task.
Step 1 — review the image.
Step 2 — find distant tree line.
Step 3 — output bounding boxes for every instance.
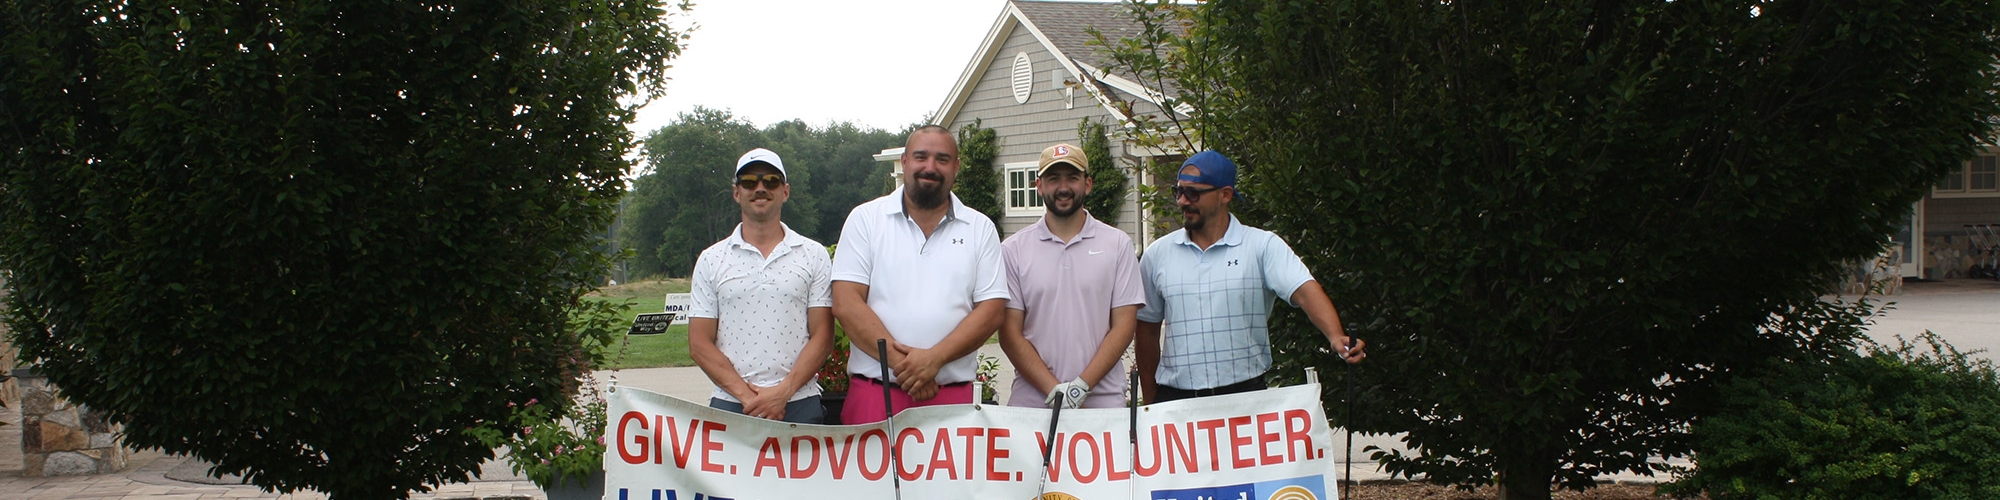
[620,107,908,278]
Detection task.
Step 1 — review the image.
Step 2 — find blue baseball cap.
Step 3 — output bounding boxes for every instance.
[1178,150,1237,188]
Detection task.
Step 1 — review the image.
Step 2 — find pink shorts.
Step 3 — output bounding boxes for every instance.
[841,375,974,424]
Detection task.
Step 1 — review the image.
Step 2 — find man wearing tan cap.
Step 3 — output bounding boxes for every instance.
[998,143,1144,409]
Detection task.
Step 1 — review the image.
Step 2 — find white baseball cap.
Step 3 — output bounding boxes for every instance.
[734,148,786,177]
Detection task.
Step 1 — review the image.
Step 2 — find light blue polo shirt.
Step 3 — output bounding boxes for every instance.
[1137,215,1316,390]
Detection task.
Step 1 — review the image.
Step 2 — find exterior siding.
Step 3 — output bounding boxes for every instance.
[947,23,1146,242]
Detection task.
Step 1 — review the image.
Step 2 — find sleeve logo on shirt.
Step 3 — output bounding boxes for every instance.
[1228,259,1240,266]
[953,238,965,244]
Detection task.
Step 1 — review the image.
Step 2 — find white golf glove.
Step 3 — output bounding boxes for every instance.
[1045,377,1090,410]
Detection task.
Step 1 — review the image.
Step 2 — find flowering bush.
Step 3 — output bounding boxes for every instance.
[818,325,851,393]
[976,352,1001,404]
[467,298,628,489]
[469,383,608,489]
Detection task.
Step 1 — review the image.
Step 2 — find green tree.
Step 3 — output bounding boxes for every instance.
[1103,1,2000,499]
[0,0,686,498]
[954,119,1005,228]
[619,112,903,277]
[622,107,763,278]
[1077,119,1128,226]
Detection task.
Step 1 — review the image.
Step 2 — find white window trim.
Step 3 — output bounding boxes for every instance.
[1004,161,1043,217]
[1934,153,2000,198]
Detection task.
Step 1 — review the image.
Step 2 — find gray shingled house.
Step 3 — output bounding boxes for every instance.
[883,0,1184,245]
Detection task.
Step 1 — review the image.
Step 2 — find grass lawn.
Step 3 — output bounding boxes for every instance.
[586,279,692,369]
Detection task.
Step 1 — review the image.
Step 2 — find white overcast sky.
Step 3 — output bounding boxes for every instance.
[628,0,1016,136]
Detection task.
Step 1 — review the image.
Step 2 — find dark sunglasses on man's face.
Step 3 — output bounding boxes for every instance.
[737,174,784,190]
[1172,185,1223,202]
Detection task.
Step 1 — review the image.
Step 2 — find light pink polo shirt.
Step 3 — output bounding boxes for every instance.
[1001,213,1145,408]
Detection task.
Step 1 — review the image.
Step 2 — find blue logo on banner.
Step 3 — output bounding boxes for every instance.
[1151,475,1327,500]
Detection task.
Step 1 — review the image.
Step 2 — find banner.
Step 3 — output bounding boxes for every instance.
[604,384,1341,500]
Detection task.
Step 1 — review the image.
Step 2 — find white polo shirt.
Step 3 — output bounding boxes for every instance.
[1138,215,1316,390]
[832,187,1010,384]
[688,223,832,403]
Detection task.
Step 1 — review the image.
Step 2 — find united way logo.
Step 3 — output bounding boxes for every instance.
[1150,475,1326,500]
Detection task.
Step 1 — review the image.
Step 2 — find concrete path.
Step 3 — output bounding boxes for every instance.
[1,279,1992,499]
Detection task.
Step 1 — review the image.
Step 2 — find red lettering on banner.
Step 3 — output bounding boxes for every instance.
[1103,432,1131,481]
[1228,416,1256,469]
[985,428,1013,481]
[1068,431,1101,483]
[1257,412,1283,465]
[956,427,986,480]
[1165,423,1197,474]
[1284,409,1314,461]
[857,430,888,480]
[826,435,859,479]
[665,417,700,468]
[1035,432,1067,482]
[927,428,957,480]
[1196,418,1227,471]
[618,411,649,465]
[754,438,786,478]
[790,436,821,479]
[652,415,665,464]
[699,421,728,473]
[896,428,926,481]
[1137,426,1164,476]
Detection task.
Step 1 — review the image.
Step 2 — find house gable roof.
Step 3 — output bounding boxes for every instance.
[929,0,1177,128]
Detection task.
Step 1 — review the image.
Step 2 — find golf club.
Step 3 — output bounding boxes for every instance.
[1036,391,1066,500]
[878,339,901,500]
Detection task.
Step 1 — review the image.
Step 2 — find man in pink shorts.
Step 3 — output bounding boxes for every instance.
[831,126,1010,423]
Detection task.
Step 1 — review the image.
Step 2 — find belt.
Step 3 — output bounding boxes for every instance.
[1167,373,1267,397]
[851,374,971,388]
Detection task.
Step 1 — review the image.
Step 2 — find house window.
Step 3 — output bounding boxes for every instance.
[1937,153,2000,197]
[1005,161,1043,216]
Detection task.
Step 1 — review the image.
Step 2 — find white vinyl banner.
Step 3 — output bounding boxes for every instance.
[604,384,1341,500]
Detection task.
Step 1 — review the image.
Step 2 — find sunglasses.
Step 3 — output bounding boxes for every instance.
[736,173,785,190]
[1172,185,1223,202]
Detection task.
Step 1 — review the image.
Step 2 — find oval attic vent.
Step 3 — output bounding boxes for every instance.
[1011,52,1034,104]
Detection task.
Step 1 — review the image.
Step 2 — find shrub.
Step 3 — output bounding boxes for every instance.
[1670,332,2000,500]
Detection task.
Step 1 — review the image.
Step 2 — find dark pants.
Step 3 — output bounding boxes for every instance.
[1154,373,1267,403]
[709,395,825,425]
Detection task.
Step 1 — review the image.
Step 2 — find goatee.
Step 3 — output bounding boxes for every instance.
[909,182,949,210]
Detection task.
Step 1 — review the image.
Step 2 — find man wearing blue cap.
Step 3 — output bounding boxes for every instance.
[1135,150,1366,403]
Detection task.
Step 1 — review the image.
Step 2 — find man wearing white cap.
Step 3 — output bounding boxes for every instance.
[687,148,834,424]
[999,143,1144,409]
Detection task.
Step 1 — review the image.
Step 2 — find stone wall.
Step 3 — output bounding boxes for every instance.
[1840,246,1904,295]
[1924,234,1998,278]
[15,372,128,476]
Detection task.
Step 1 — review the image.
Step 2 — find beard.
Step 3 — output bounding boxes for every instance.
[1044,191,1082,217]
[908,172,950,210]
[1180,205,1204,231]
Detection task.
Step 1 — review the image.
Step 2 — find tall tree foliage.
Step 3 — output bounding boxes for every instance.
[0,0,686,498]
[954,119,1005,228]
[619,109,900,278]
[1104,1,2000,498]
[1077,119,1128,226]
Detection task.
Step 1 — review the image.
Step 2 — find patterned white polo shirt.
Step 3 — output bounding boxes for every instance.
[688,223,832,403]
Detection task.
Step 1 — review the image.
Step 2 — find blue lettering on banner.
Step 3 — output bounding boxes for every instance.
[1150,475,1328,500]
[619,489,735,500]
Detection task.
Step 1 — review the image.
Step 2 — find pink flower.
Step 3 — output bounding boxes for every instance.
[527,398,540,406]
[523,427,533,435]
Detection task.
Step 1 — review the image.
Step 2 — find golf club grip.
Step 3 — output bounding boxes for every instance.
[1043,393,1063,466]
[884,340,900,414]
